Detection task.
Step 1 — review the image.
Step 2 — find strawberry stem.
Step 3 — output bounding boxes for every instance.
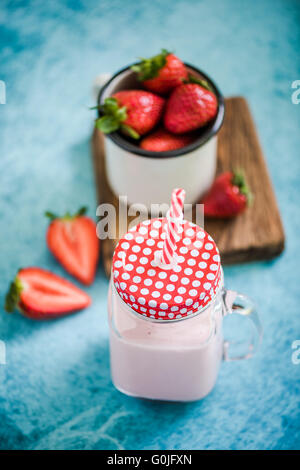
[76,206,88,216]
[45,211,58,221]
[45,207,88,221]
[232,171,253,206]
[5,276,23,313]
[95,97,128,134]
[185,74,214,93]
[131,49,171,81]
[120,124,140,140]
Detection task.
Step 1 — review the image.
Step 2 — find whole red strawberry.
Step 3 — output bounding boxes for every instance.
[5,267,91,319]
[202,171,253,218]
[164,79,218,134]
[131,49,188,95]
[95,91,165,139]
[140,128,193,152]
[45,207,99,285]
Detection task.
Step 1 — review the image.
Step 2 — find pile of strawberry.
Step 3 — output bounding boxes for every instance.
[95,49,219,152]
[94,49,252,215]
[5,208,99,320]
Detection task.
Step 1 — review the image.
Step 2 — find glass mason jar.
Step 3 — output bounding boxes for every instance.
[108,218,262,402]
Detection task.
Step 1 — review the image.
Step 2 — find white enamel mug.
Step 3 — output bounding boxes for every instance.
[96,64,225,211]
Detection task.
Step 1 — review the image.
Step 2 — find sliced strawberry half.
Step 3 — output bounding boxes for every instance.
[45,207,99,285]
[5,267,91,319]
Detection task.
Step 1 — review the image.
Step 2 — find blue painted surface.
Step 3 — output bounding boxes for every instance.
[0,0,300,450]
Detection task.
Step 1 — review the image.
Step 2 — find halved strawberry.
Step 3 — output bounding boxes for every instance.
[5,267,91,319]
[131,49,188,95]
[95,91,165,139]
[202,171,253,218]
[45,207,99,285]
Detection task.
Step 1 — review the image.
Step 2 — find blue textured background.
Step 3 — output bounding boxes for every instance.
[0,0,300,450]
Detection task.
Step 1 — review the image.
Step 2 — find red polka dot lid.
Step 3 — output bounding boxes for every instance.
[112,218,222,321]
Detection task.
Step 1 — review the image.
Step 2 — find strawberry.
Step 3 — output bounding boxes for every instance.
[202,171,253,218]
[95,91,165,139]
[164,77,218,134]
[140,128,193,152]
[131,49,188,95]
[45,207,99,285]
[4,267,91,319]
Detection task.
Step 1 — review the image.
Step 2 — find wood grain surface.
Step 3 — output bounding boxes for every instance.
[92,96,285,277]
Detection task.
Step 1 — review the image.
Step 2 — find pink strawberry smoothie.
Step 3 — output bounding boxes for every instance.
[108,282,224,402]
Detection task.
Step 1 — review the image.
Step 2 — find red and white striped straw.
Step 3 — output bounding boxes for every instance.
[161,188,186,265]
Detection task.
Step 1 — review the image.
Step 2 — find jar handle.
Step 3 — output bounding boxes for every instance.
[222,289,263,361]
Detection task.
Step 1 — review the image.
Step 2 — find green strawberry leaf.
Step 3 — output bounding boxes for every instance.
[131,49,171,81]
[90,98,120,114]
[120,124,140,140]
[186,74,214,93]
[45,206,89,221]
[115,106,127,122]
[76,206,88,217]
[102,97,119,113]
[232,170,253,206]
[5,276,23,313]
[94,97,129,134]
[95,116,120,133]
[45,211,58,220]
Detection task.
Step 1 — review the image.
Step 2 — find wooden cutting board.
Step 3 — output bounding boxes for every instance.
[92,96,285,278]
